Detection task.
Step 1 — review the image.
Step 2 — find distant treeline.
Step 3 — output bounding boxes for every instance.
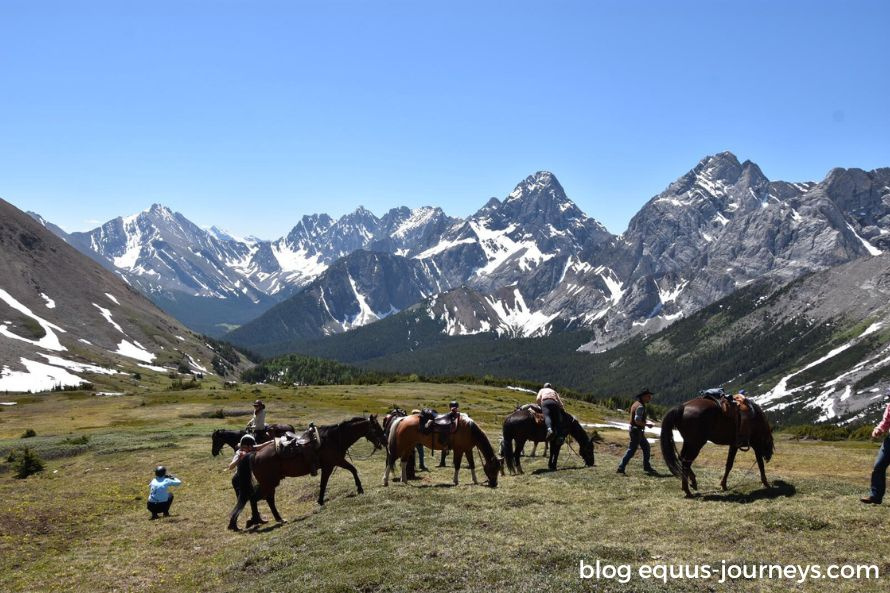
[238,353,670,418]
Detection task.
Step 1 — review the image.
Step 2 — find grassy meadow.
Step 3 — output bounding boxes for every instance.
[1,378,888,593]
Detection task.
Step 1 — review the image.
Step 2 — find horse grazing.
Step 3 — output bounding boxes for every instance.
[502,406,595,474]
[228,416,386,530]
[660,397,774,497]
[383,414,501,487]
[210,424,295,456]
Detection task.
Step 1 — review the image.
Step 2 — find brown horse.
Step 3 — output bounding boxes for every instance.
[228,415,386,530]
[383,414,501,487]
[660,397,774,497]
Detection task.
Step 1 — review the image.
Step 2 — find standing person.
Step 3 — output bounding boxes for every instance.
[861,396,890,504]
[147,466,181,519]
[225,434,273,524]
[617,389,656,475]
[536,383,565,441]
[247,399,266,439]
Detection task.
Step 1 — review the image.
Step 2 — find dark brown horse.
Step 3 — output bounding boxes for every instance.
[502,408,595,473]
[383,414,501,487]
[228,416,386,530]
[211,424,295,456]
[660,398,774,497]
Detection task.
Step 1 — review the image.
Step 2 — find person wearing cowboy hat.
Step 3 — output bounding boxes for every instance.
[617,389,656,475]
[247,399,267,439]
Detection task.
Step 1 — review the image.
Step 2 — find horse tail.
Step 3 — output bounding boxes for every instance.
[386,416,401,469]
[659,405,684,478]
[750,401,774,462]
[502,420,516,474]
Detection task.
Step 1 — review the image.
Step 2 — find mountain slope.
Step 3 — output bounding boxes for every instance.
[0,199,247,392]
[283,254,890,425]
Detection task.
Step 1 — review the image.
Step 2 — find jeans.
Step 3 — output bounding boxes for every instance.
[415,444,426,469]
[870,435,890,502]
[147,494,174,516]
[541,400,563,436]
[618,428,651,470]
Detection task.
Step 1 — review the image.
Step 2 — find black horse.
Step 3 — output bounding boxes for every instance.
[502,406,595,473]
[211,424,295,456]
[229,416,387,530]
[660,397,774,497]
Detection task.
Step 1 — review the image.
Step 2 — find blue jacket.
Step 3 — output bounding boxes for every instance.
[148,476,181,503]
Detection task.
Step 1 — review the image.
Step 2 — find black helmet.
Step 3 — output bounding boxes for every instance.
[449,400,459,409]
[154,465,166,477]
[543,382,553,389]
[239,434,256,447]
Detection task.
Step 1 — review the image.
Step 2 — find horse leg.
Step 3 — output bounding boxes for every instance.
[529,441,537,457]
[383,454,392,487]
[338,459,364,495]
[453,450,463,485]
[467,448,478,484]
[266,488,284,524]
[549,441,560,471]
[720,446,738,491]
[515,439,526,474]
[679,441,703,497]
[400,459,408,485]
[755,449,771,489]
[317,464,333,505]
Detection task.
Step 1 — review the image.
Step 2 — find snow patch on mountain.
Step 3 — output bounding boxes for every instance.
[115,339,156,363]
[0,288,67,352]
[93,304,124,334]
[0,358,86,392]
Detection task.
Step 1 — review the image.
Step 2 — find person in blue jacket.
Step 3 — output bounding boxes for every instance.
[147,465,181,519]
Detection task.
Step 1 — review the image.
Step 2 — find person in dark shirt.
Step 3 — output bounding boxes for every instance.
[617,389,656,475]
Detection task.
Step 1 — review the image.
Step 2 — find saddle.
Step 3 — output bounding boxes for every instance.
[700,389,755,449]
[419,409,459,434]
[275,426,320,459]
[519,403,545,426]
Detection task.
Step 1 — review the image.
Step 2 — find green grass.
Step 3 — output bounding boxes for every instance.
[1,383,888,593]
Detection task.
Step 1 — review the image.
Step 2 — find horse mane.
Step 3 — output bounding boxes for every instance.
[567,415,591,447]
[318,416,369,437]
[469,421,496,461]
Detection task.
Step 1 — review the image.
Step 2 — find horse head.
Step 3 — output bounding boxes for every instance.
[483,456,501,488]
[211,429,223,456]
[579,438,595,467]
[366,414,387,450]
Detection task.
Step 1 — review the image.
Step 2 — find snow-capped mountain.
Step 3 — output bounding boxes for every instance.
[225,250,443,348]
[1,199,247,393]
[226,171,618,347]
[38,203,453,335]
[31,153,889,351]
[576,153,889,351]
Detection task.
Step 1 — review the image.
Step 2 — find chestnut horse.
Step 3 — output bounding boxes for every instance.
[502,408,595,474]
[210,424,295,456]
[228,416,386,530]
[383,414,501,487]
[660,397,774,497]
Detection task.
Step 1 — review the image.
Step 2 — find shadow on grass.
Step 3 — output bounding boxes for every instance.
[700,480,796,503]
[414,483,456,489]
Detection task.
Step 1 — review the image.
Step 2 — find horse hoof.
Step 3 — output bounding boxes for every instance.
[228,525,241,532]
[357,488,364,495]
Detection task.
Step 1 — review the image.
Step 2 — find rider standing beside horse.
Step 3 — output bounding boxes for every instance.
[617,389,656,475]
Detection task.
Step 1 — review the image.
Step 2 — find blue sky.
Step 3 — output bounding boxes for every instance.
[1,0,888,238]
